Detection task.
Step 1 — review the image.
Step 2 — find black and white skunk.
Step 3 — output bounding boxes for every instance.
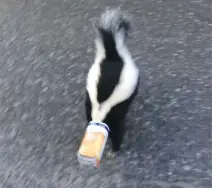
[85,8,140,154]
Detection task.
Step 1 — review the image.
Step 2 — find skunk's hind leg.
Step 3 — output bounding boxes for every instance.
[111,118,125,152]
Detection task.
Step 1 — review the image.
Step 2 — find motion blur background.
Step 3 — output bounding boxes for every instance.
[0,0,211,187]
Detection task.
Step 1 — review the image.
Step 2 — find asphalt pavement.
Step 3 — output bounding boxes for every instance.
[0,0,211,187]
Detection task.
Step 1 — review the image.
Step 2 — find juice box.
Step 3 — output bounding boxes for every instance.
[77,121,109,167]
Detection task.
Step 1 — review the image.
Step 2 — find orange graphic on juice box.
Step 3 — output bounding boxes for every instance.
[79,132,105,158]
[77,122,109,167]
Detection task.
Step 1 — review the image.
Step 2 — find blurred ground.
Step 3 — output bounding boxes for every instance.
[0,0,211,188]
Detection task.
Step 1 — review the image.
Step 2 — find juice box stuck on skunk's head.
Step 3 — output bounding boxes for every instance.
[77,121,109,167]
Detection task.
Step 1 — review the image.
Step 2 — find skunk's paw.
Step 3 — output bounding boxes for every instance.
[106,150,116,158]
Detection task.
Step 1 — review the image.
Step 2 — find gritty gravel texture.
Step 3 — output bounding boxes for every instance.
[0,0,211,188]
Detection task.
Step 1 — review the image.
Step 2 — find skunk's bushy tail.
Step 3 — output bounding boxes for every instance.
[95,8,131,60]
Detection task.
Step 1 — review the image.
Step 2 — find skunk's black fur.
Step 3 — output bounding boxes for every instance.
[85,8,139,152]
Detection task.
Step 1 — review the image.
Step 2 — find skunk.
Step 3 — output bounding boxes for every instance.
[85,8,140,154]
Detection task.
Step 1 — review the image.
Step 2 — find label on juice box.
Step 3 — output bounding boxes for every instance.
[77,122,109,167]
[79,131,105,159]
